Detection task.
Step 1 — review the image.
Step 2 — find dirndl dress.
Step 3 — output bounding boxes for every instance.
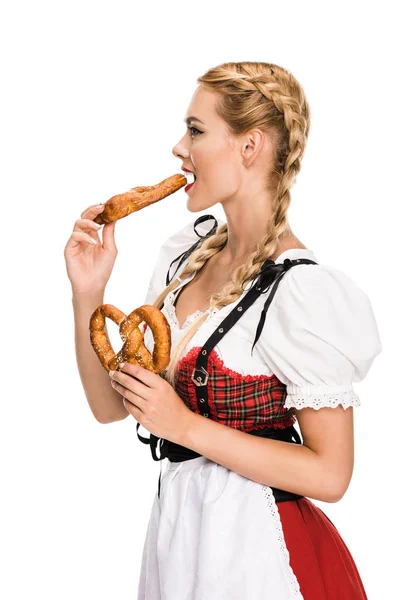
[135,215,382,599]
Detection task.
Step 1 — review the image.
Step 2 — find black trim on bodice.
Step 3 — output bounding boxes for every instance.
[137,215,319,503]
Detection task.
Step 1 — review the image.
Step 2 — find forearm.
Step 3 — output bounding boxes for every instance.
[179,413,342,503]
[72,291,129,424]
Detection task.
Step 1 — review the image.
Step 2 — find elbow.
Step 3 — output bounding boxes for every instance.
[95,414,112,424]
[324,490,344,504]
[323,475,352,503]
[95,410,129,424]
[93,410,117,424]
[315,453,354,503]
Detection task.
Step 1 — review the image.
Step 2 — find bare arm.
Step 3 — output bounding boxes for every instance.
[72,290,129,424]
[179,405,354,503]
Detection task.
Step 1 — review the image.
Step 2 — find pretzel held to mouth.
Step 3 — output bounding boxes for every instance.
[94,173,187,225]
[89,304,171,373]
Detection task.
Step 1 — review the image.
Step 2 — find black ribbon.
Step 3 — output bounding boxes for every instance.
[136,422,200,463]
[165,214,219,286]
[136,423,199,498]
[250,258,299,356]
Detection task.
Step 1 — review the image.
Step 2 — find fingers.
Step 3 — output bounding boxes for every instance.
[73,206,105,246]
[110,372,148,405]
[70,231,98,246]
[102,220,117,253]
[80,204,105,219]
[74,218,102,233]
[74,203,117,253]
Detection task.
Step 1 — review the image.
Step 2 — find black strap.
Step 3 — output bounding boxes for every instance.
[136,422,168,462]
[190,258,319,417]
[250,257,318,354]
[165,214,219,286]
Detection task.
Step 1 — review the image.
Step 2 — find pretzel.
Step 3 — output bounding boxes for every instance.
[93,173,187,225]
[89,304,171,374]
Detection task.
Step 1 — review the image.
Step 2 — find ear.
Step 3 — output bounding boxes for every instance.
[241,128,265,167]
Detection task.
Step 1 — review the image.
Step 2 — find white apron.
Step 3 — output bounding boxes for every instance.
[137,455,303,599]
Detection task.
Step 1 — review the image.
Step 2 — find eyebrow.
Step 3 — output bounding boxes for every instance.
[184,116,205,125]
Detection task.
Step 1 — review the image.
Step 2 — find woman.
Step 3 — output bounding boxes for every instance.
[65,62,382,599]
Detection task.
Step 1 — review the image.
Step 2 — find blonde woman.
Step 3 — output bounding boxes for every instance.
[65,62,382,599]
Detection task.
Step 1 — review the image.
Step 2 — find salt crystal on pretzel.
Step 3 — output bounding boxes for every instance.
[89,304,171,374]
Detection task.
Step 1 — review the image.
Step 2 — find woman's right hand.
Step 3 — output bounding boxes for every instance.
[64,204,118,295]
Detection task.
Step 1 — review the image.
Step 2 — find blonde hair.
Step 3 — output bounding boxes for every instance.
[152,61,311,388]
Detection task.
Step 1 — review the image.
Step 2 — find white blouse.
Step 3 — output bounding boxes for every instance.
[142,217,382,411]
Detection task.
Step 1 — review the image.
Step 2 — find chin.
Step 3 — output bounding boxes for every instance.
[186,191,219,213]
[186,200,219,213]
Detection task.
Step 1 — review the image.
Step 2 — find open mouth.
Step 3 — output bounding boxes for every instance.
[185,171,196,184]
[184,171,197,192]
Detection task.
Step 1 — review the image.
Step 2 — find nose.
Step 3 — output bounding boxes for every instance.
[172,133,190,160]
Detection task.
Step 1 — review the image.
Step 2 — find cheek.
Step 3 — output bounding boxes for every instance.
[211,159,240,193]
[194,145,240,192]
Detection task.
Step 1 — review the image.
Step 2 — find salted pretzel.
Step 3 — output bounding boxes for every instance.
[93,173,187,225]
[89,304,171,374]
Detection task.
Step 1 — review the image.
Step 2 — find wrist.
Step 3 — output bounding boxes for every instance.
[72,289,105,309]
[177,409,201,448]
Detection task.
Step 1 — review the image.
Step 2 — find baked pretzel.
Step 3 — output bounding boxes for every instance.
[94,173,187,225]
[89,304,171,373]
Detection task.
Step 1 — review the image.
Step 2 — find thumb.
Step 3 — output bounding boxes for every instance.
[102,220,117,253]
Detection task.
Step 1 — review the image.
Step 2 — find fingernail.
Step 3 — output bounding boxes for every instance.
[118,362,126,370]
[94,223,101,229]
[96,204,104,208]
[89,238,97,245]
[109,370,115,377]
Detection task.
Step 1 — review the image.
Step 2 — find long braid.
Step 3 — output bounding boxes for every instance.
[149,222,229,318]
[151,62,311,388]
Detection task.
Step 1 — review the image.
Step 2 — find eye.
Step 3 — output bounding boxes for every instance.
[188,126,202,137]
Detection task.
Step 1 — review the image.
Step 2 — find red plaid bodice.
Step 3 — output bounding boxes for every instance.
[173,346,296,432]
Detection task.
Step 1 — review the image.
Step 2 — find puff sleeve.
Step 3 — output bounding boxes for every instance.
[254,262,383,410]
[142,215,225,305]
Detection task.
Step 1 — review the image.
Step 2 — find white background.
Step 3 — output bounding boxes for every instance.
[1,0,398,598]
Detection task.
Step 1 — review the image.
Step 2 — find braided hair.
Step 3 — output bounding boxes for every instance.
[151,62,311,388]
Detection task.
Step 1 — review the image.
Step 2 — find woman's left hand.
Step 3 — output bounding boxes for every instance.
[109,362,194,444]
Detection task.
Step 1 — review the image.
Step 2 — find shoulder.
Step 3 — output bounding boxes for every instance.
[158,214,225,280]
[143,214,225,303]
[252,255,383,408]
[160,214,225,257]
[274,258,383,360]
[275,258,378,332]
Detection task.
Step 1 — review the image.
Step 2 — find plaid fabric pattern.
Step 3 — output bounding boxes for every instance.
[174,346,296,432]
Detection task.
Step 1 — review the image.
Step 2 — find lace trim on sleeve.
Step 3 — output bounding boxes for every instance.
[284,383,361,410]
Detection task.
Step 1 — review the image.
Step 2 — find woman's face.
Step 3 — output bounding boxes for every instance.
[172,85,243,212]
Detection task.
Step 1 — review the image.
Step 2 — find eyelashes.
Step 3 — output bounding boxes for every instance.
[188,126,202,137]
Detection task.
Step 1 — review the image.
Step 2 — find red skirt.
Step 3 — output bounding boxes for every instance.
[277,497,368,599]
